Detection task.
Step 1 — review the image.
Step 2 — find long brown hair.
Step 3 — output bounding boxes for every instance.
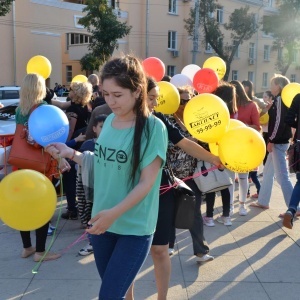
[231,80,252,107]
[101,55,150,184]
[213,81,237,115]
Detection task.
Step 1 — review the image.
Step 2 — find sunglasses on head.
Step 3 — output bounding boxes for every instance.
[180,98,190,105]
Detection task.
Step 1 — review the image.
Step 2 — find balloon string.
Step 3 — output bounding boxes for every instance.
[32,157,65,274]
[159,165,218,195]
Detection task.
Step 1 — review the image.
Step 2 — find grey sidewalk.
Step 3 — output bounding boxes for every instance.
[1,174,300,300]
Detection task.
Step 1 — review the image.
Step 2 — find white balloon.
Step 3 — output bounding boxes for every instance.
[181,64,201,82]
[170,74,193,88]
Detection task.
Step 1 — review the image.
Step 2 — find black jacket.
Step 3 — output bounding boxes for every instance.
[285,94,300,142]
[268,94,292,144]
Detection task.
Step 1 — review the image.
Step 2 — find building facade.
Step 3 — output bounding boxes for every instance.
[0,0,299,94]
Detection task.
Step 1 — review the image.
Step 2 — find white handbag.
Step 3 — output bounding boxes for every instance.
[193,160,232,194]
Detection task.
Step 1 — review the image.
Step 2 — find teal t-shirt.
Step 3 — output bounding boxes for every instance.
[92,113,168,236]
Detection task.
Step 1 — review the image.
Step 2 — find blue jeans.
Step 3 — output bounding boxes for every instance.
[90,232,153,300]
[258,143,293,207]
[288,172,300,213]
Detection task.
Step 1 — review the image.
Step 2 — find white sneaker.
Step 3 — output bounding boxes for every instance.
[78,243,93,256]
[203,216,215,227]
[197,254,214,262]
[239,205,248,216]
[217,215,232,226]
[229,204,234,216]
[168,248,175,256]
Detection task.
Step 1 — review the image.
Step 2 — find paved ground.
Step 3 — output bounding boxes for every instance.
[1,171,300,300]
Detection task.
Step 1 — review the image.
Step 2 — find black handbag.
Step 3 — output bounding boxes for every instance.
[166,161,196,230]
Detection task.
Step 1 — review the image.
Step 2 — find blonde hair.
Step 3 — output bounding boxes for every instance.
[270,74,290,91]
[88,74,99,86]
[177,85,193,96]
[19,73,46,115]
[70,81,93,105]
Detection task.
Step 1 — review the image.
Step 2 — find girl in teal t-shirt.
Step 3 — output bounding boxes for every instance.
[46,55,168,299]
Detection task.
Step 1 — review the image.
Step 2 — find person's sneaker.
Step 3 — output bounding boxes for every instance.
[217,215,232,226]
[239,205,248,216]
[251,193,259,199]
[61,210,78,220]
[229,204,234,216]
[203,216,215,227]
[78,243,93,256]
[197,254,214,263]
[282,211,294,229]
[47,223,56,236]
[168,248,175,256]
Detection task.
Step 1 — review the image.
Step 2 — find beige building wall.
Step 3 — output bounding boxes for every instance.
[0,0,299,94]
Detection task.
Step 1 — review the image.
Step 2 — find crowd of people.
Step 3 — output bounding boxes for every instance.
[11,54,300,300]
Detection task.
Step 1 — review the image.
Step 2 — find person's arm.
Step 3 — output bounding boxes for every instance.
[86,156,162,234]
[51,99,71,110]
[45,143,84,166]
[176,138,222,167]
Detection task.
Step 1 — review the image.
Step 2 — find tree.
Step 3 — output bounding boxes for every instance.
[78,0,131,70]
[185,2,258,80]
[0,0,13,16]
[80,53,101,74]
[262,0,300,75]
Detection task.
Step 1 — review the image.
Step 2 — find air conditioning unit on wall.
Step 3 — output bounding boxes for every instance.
[172,50,179,57]
[248,58,255,65]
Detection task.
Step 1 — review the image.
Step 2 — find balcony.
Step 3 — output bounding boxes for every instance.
[68,44,90,61]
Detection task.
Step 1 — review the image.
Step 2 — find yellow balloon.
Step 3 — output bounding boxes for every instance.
[0,170,57,231]
[154,81,180,114]
[218,127,266,173]
[281,83,300,108]
[209,119,245,155]
[72,74,88,83]
[260,113,269,125]
[209,142,219,156]
[203,56,226,80]
[26,55,52,79]
[183,93,230,143]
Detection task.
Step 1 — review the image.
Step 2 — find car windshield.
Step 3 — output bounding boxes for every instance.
[0,90,19,100]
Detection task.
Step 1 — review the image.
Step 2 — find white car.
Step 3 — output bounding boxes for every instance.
[0,86,20,107]
[0,104,17,179]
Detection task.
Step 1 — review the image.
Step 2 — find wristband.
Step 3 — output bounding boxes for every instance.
[70,149,76,160]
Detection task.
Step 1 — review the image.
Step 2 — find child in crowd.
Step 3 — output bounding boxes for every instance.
[77,115,107,256]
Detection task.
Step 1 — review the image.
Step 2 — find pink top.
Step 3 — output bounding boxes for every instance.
[236,102,260,129]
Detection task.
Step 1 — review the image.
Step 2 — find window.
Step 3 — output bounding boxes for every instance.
[67,33,91,50]
[249,42,255,59]
[232,70,238,81]
[107,0,119,9]
[205,43,213,53]
[168,0,177,14]
[233,40,239,58]
[264,45,270,61]
[267,0,273,7]
[167,65,176,77]
[248,71,254,83]
[262,73,268,88]
[74,15,84,29]
[66,65,73,83]
[291,74,296,83]
[168,31,177,50]
[216,7,224,24]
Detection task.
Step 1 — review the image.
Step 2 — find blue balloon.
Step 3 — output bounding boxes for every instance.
[28,105,69,147]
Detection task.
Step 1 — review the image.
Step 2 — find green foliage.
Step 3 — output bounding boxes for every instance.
[262,0,300,74]
[80,53,101,72]
[0,0,13,16]
[184,2,258,80]
[78,0,131,69]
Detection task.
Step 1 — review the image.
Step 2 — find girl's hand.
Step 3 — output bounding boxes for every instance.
[211,156,224,170]
[59,158,71,173]
[74,133,86,143]
[45,143,73,159]
[86,209,117,235]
